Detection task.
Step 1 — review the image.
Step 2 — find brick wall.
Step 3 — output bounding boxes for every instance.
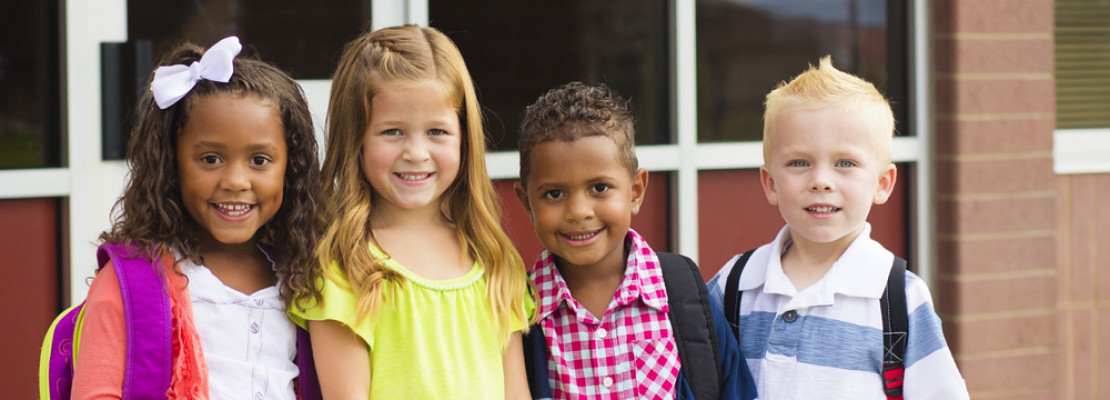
[933,1,1059,398]
[1057,174,1110,398]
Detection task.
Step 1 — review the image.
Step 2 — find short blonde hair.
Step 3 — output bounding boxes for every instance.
[763,56,894,165]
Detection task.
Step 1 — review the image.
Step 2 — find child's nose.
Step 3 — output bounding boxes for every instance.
[402,136,431,161]
[810,168,834,192]
[566,193,594,222]
[219,163,251,191]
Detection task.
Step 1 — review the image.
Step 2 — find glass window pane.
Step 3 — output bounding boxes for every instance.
[128,1,371,79]
[696,0,908,142]
[430,1,671,151]
[0,1,62,169]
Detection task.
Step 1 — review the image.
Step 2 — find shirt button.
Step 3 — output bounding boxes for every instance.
[783,310,798,323]
[595,328,607,339]
[602,377,614,387]
[250,322,260,333]
[255,299,265,306]
[254,392,263,400]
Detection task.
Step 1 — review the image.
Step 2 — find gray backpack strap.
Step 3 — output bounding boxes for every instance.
[657,252,721,400]
[880,257,908,399]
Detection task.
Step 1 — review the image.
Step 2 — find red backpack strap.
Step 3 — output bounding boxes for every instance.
[98,242,174,399]
[880,257,908,399]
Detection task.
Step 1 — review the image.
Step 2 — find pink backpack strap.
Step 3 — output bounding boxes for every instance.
[98,242,174,399]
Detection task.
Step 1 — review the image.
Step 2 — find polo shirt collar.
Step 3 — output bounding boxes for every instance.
[738,224,894,303]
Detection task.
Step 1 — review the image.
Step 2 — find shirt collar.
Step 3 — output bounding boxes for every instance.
[531,229,669,320]
[740,224,894,302]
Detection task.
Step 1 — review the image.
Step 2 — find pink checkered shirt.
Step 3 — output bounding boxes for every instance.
[530,229,681,400]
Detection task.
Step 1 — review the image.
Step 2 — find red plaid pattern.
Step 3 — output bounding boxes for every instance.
[531,229,681,400]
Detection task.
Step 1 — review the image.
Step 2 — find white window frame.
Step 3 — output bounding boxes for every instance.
[10,0,931,305]
[1054,128,1110,175]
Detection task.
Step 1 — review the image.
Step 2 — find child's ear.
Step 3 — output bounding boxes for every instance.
[873,163,898,204]
[629,168,649,215]
[760,166,779,206]
[513,180,534,222]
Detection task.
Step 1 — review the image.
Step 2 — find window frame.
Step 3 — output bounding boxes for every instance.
[27,0,934,304]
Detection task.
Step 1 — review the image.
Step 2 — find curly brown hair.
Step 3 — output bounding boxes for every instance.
[100,40,322,306]
[517,82,638,184]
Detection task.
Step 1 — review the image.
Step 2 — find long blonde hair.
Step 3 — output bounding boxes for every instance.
[315,24,531,345]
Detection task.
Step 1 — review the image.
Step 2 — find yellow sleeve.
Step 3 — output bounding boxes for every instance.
[510,285,537,332]
[288,261,375,350]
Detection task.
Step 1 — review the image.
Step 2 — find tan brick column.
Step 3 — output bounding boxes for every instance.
[932,1,1058,398]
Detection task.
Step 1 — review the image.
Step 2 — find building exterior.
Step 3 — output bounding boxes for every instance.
[0,0,1106,398]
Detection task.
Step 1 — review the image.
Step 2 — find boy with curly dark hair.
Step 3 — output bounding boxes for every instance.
[515,82,756,400]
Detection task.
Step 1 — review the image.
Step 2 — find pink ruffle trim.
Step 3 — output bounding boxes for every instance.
[165,268,209,399]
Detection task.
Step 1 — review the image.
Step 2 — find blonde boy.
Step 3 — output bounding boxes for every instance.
[707,57,969,399]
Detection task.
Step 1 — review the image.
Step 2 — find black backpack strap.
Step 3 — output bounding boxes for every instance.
[657,252,721,400]
[723,249,756,340]
[880,256,908,399]
[522,322,552,399]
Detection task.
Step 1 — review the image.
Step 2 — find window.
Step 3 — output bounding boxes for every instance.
[429,1,671,150]
[0,0,62,169]
[128,1,370,79]
[696,0,908,142]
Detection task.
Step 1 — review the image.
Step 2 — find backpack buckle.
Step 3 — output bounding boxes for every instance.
[882,364,904,398]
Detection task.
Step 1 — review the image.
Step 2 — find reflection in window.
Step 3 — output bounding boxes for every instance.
[430,1,671,150]
[128,1,371,79]
[0,1,61,169]
[697,0,907,142]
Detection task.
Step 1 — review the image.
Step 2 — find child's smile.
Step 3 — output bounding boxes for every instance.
[516,136,647,273]
[760,103,896,251]
[361,81,461,219]
[177,93,286,246]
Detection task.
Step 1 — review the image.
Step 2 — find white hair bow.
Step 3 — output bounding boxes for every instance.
[149,36,242,109]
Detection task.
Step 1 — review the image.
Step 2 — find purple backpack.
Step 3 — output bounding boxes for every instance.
[39,242,321,400]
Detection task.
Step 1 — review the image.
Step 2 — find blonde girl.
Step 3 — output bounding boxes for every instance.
[290,25,533,399]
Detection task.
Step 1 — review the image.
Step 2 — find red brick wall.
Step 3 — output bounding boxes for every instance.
[933,0,1059,398]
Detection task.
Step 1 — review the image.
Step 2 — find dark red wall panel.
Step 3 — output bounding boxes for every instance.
[0,198,59,398]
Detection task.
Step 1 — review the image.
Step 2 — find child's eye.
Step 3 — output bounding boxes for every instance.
[428,128,447,136]
[382,129,402,136]
[590,183,610,193]
[786,160,808,167]
[201,155,221,164]
[250,156,272,166]
[836,160,857,168]
[543,190,564,200]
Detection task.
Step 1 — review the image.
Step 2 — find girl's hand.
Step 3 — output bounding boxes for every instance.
[309,320,371,399]
[503,331,531,400]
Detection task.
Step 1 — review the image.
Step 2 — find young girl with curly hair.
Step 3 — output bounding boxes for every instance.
[289,25,533,399]
[71,36,322,399]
